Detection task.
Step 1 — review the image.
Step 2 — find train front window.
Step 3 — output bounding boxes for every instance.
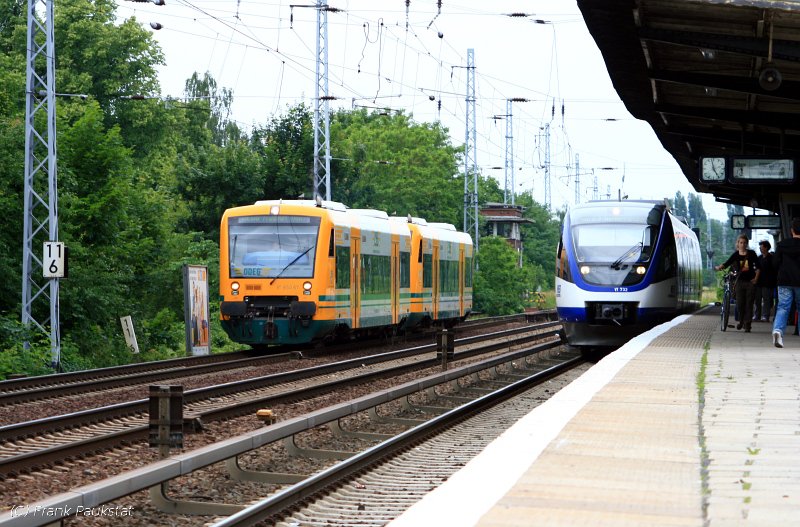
[570,205,662,286]
[573,224,651,263]
[228,215,321,279]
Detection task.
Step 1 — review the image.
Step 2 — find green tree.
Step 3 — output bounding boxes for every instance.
[672,191,687,219]
[251,103,314,200]
[687,193,707,228]
[474,237,532,315]
[331,109,463,225]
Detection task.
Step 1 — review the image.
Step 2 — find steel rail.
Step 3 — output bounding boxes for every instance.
[212,354,584,527]
[0,326,562,476]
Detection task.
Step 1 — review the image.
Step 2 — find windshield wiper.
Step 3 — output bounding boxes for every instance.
[610,242,643,270]
[270,246,314,285]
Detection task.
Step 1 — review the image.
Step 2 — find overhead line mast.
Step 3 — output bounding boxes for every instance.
[313,0,332,201]
[462,49,478,250]
[23,0,60,368]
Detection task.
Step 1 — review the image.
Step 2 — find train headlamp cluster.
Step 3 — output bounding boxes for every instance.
[270,205,280,215]
[581,265,647,275]
[231,281,240,295]
[303,281,312,295]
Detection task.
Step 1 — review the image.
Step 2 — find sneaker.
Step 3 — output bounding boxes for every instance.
[773,331,784,348]
[761,317,769,322]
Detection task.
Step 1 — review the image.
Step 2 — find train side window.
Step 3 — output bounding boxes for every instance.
[423,253,432,288]
[465,257,473,287]
[400,251,410,288]
[335,246,350,289]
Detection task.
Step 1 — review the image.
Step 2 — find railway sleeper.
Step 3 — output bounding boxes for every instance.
[225,455,307,484]
[149,481,245,516]
[283,434,355,460]
[367,405,426,426]
[328,418,393,441]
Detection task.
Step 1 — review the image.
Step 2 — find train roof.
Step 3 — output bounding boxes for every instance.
[390,215,428,226]
[253,198,348,212]
[349,209,390,220]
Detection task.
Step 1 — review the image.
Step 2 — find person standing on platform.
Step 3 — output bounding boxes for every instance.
[771,218,800,348]
[715,234,760,332]
[754,240,777,322]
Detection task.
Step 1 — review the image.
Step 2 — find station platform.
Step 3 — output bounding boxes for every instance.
[388,307,800,526]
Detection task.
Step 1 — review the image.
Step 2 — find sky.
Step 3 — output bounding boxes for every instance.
[117,0,733,221]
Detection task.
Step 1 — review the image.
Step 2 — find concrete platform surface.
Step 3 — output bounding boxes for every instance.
[388,308,800,526]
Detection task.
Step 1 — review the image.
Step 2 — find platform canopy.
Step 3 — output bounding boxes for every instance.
[578,0,800,213]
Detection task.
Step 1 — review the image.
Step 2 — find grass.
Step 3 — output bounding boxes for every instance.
[702,286,718,305]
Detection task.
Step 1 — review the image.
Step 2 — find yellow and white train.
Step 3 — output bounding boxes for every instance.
[219,199,473,347]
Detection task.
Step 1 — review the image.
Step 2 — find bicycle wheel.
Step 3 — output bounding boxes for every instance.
[721,288,731,331]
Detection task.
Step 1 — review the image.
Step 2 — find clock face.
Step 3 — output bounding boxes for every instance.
[731,215,745,229]
[701,157,725,181]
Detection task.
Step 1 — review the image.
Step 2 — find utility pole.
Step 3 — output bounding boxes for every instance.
[498,98,528,205]
[540,123,551,208]
[462,49,479,250]
[313,0,332,201]
[574,153,580,204]
[504,99,513,205]
[23,0,60,369]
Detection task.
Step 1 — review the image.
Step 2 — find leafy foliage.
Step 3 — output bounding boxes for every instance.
[474,237,532,315]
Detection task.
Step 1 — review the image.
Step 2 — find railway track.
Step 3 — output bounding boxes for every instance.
[0,334,583,527]
[0,321,560,478]
[220,354,587,527]
[0,312,544,408]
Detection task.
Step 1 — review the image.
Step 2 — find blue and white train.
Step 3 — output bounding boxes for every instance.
[555,200,702,348]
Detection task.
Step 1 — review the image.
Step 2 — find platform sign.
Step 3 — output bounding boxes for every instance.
[43,242,66,278]
[183,265,211,356]
[120,316,140,354]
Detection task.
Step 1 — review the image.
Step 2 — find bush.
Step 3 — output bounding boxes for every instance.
[0,314,54,379]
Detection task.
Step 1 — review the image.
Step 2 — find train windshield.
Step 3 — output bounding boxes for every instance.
[569,204,663,286]
[228,215,321,279]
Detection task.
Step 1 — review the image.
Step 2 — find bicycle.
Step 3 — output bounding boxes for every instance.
[719,271,737,331]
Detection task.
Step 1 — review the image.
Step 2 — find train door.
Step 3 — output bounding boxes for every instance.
[432,242,440,319]
[459,245,465,317]
[391,237,399,325]
[351,234,361,329]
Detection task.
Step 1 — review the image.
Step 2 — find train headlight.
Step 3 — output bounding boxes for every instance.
[635,265,646,275]
[580,265,591,275]
[303,281,313,291]
[270,205,280,215]
[231,281,240,295]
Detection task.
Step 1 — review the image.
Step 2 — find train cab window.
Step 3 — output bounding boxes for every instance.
[556,237,571,281]
[228,215,320,279]
[328,229,334,257]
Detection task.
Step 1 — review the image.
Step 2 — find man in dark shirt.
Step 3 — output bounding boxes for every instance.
[754,240,777,322]
[771,218,800,348]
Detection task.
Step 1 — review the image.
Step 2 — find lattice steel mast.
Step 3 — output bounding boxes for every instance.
[462,49,478,249]
[22,0,60,368]
[504,99,513,205]
[313,0,332,201]
[542,122,551,208]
